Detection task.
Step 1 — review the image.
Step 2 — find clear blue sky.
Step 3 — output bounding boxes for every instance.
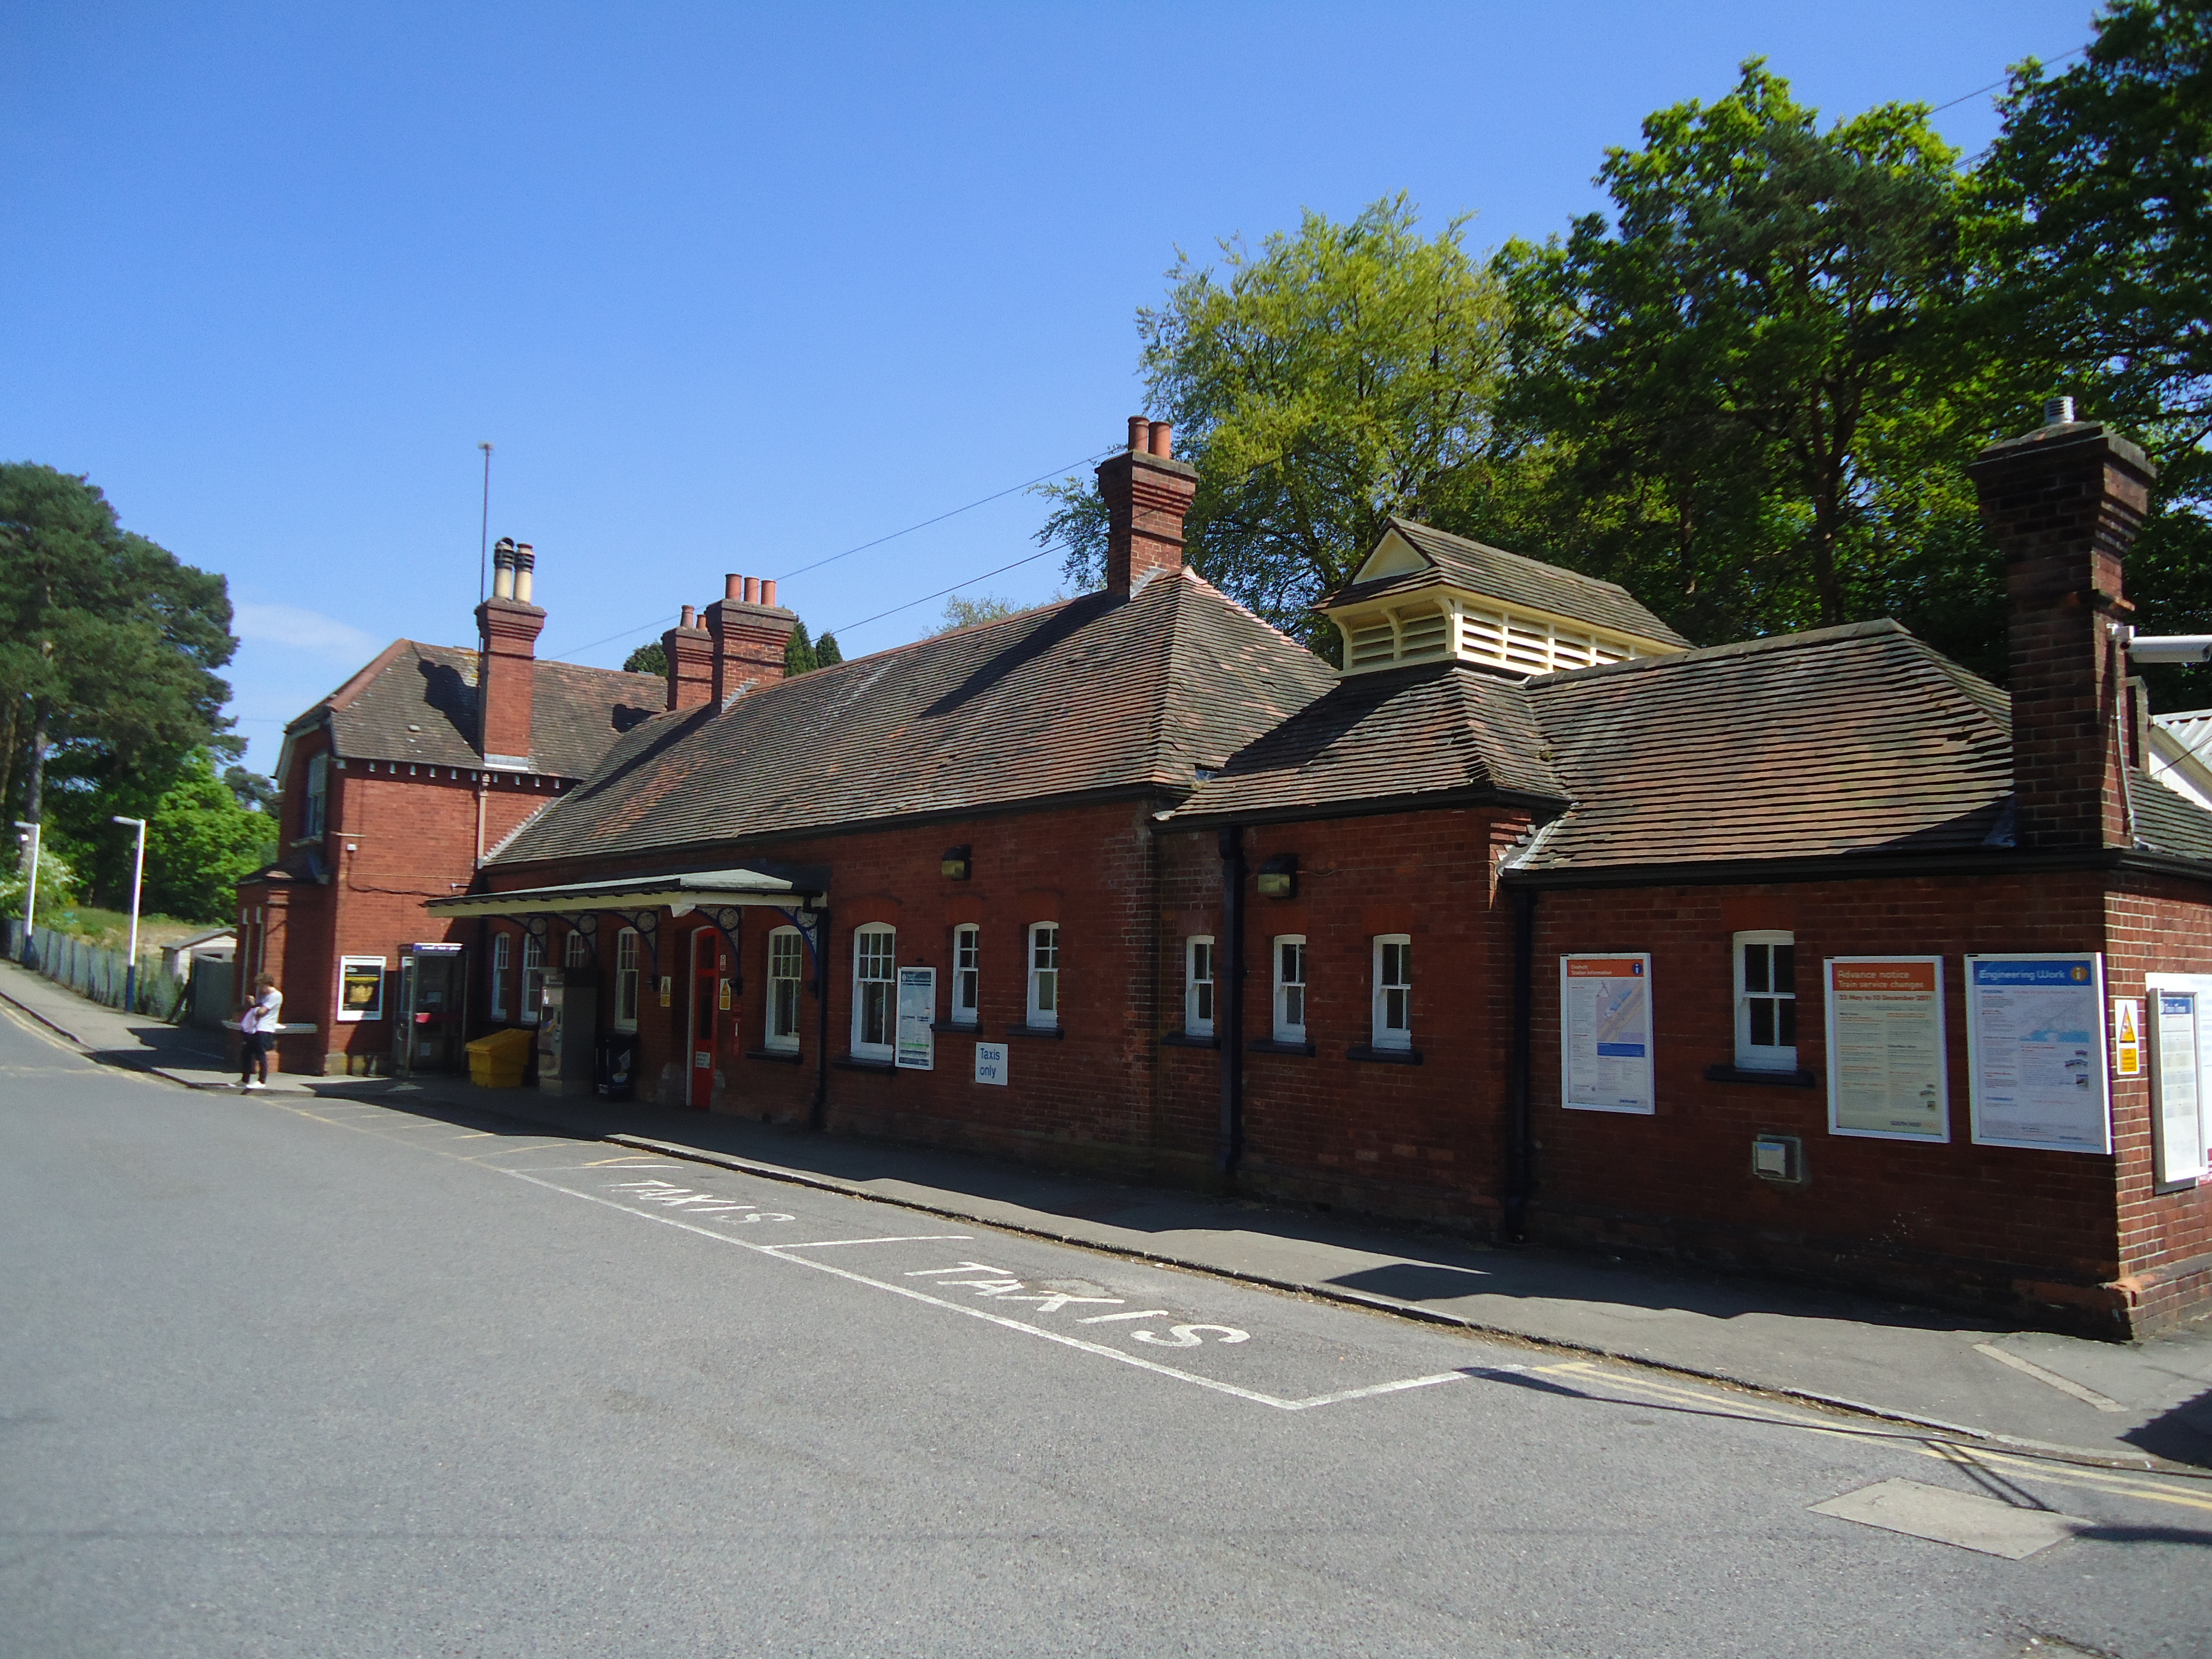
[4,1,2096,773]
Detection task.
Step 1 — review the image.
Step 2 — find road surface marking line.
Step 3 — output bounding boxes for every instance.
[1918,1442,2212,1515]
[1078,1309,1172,1324]
[500,1169,1457,1413]
[1283,1373,1469,1411]
[463,1142,582,1159]
[771,1235,979,1249]
[906,1263,1013,1276]
[1972,1343,2128,1412]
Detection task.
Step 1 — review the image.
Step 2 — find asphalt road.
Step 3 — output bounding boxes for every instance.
[3,1004,2207,1658]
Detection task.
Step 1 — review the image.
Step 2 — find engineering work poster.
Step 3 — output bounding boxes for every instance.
[1965,954,2111,1153]
[1824,957,1948,1141]
[1561,954,1654,1114]
[2146,973,2212,1186]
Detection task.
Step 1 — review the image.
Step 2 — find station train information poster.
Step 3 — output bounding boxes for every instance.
[1965,953,2111,1153]
[1823,957,1948,1141]
[1561,953,1654,1114]
[2146,973,2212,1186]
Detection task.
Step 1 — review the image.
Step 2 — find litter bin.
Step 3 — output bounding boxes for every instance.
[595,1033,636,1101]
[466,1026,534,1089]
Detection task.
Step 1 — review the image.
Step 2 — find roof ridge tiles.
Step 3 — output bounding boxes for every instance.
[1527,617,1912,690]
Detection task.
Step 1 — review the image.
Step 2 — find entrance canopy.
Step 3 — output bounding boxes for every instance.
[426,865,829,920]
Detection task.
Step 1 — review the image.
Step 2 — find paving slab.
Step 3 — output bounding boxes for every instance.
[8,952,2211,1470]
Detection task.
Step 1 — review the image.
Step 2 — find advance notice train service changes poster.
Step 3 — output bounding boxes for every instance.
[1562,954,1654,1114]
[1965,953,2111,1153]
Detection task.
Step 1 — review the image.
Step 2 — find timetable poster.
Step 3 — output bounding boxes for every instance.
[1824,957,1948,1142]
[1561,954,1654,1114]
[895,967,936,1071]
[1965,954,2111,1153]
[2151,987,2208,1185]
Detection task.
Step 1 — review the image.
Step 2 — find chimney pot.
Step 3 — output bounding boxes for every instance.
[513,543,534,604]
[724,573,742,600]
[761,579,778,607]
[1127,414,1150,452]
[492,537,517,600]
[680,604,696,628]
[1148,420,1173,458]
[743,576,760,605]
[2045,395,2076,427]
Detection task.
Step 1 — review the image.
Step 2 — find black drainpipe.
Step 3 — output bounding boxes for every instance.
[809,908,831,1132]
[1503,885,1538,1243]
[1217,827,1246,1183]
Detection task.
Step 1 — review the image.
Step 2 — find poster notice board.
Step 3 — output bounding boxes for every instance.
[895,967,936,1071]
[337,955,387,1023]
[1561,954,1654,1114]
[1965,954,2111,1153]
[2151,987,2207,1184]
[1824,957,1948,1141]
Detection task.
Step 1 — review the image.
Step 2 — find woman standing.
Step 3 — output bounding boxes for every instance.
[239,972,282,1090]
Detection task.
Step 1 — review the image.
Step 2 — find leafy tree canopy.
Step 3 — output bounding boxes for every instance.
[622,640,667,676]
[934,593,1022,633]
[1037,195,1516,647]
[813,631,843,669]
[0,464,238,831]
[1499,62,1988,653]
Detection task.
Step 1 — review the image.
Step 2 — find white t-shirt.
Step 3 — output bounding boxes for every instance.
[243,989,283,1034]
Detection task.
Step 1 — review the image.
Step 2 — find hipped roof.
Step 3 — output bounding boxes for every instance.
[489,567,1337,867]
[293,641,665,778]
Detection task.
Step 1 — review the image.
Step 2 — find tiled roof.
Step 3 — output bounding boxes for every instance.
[1516,621,2018,871]
[491,568,1337,867]
[2134,776,2212,862]
[1168,662,1564,825]
[298,642,665,779]
[1324,518,1692,648]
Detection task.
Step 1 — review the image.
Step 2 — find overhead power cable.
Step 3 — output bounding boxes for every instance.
[824,545,1065,640]
[540,445,1112,661]
[1928,44,2085,114]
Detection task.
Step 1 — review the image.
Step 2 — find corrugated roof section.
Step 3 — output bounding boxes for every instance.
[1322,518,1692,648]
[491,568,1336,866]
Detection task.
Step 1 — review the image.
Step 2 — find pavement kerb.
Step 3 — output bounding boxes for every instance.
[4,973,2198,1479]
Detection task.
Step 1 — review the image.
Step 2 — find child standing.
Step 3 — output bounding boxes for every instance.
[239,972,282,1089]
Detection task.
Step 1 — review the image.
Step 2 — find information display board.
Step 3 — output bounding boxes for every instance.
[895,967,936,1071]
[336,955,387,1023]
[1824,957,1948,1141]
[1561,954,1654,1114]
[1965,954,2111,1153]
[2151,987,2207,1185]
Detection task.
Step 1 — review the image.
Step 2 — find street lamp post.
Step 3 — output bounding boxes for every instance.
[12,820,39,966]
[112,815,146,1012]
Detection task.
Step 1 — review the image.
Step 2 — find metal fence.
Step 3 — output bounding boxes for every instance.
[6,920,188,1020]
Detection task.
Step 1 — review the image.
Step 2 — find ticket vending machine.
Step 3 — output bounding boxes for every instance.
[538,967,599,1097]
[394,943,467,1076]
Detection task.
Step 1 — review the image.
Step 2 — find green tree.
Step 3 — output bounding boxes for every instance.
[0,464,237,833]
[784,622,818,676]
[814,631,843,669]
[935,593,1021,633]
[1037,195,1517,646]
[222,764,277,813]
[139,750,276,921]
[1975,1,2212,705]
[1502,63,1984,646]
[622,640,667,676]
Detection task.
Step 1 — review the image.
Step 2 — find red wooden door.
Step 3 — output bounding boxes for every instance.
[687,928,722,1110]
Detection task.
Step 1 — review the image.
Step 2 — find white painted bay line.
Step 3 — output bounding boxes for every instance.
[1972,1343,2128,1413]
[1077,1309,1171,1324]
[1282,1373,1470,1411]
[770,1235,978,1250]
[499,1169,1454,1413]
[463,1142,587,1159]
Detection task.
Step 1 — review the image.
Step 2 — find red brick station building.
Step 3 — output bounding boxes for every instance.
[245,410,2212,1337]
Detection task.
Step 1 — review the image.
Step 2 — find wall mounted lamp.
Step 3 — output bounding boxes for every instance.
[1256,854,1297,900]
[941,845,972,880]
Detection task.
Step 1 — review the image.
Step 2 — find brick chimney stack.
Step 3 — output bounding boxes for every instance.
[662,605,714,712]
[1967,399,2157,850]
[475,542,546,767]
[1097,415,1198,600]
[705,573,799,703]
